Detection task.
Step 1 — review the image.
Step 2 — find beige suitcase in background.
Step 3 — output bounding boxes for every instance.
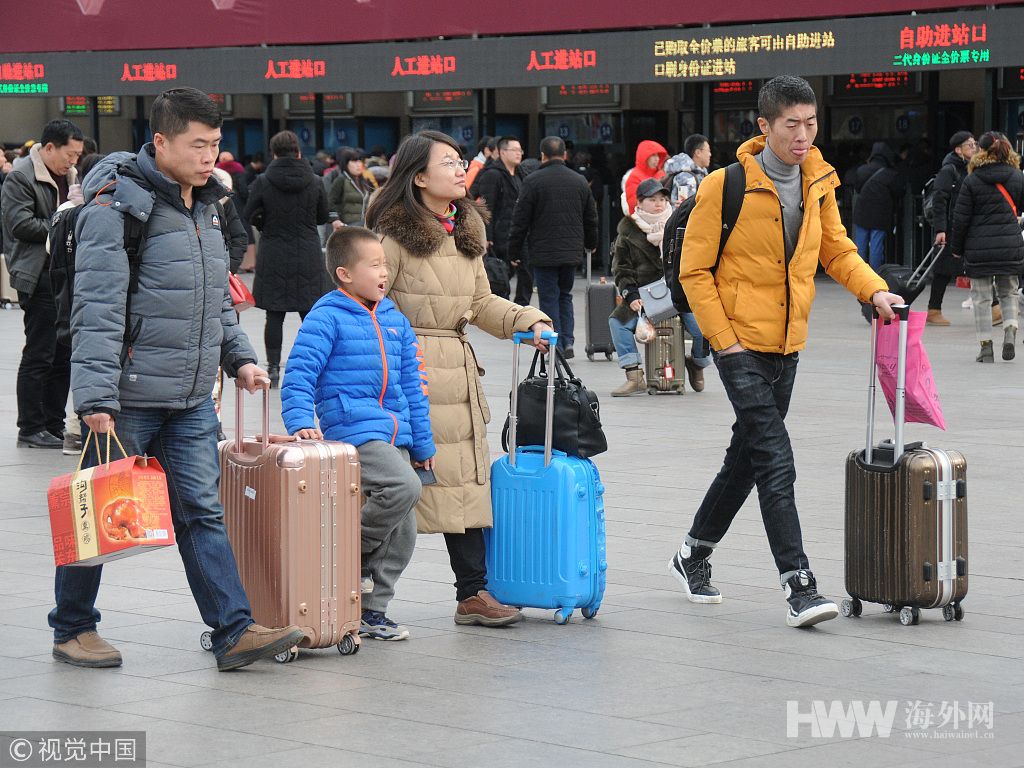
[204,383,363,662]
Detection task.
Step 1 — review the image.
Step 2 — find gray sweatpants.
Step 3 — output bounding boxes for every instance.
[358,441,422,614]
[971,275,1020,342]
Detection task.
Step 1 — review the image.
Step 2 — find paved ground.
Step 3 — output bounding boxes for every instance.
[0,277,1022,768]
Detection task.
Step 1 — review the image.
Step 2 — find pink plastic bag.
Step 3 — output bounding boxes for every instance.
[874,310,946,430]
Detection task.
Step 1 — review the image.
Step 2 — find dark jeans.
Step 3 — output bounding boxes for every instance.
[17,275,71,436]
[512,262,534,306]
[264,309,307,366]
[533,265,575,349]
[48,400,254,656]
[444,528,487,602]
[688,350,808,576]
[928,273,951,311]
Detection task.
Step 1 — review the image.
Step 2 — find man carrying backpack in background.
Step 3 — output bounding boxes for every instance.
[924,131,977,326]
[50,87,304,672]
[0,119,82,450]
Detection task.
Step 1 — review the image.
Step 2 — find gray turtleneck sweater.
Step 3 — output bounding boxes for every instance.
[757,142,804,260]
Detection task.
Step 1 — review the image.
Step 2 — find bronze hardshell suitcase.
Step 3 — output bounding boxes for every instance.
[209,384,363,661]
[843,306,968,626]
[644,317,685,395]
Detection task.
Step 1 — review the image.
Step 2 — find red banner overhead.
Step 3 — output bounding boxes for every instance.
[3,0,1014,54]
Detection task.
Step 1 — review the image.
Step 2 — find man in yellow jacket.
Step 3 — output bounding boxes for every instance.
[670,76,904,628]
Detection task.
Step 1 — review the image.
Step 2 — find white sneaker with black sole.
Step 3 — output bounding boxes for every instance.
[668,545,722,604]
[783,570,839,628]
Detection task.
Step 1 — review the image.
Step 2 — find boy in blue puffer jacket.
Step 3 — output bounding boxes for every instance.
[282,227,435,642]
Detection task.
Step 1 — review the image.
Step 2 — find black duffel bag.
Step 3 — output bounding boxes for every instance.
[501,348,607,458]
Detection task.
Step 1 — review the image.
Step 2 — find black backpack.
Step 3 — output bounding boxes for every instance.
[49,202,146,351]
[661,162,746,311]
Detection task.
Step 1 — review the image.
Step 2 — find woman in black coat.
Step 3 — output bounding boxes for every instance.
[950,131,1024,363]
[243,131,330,385]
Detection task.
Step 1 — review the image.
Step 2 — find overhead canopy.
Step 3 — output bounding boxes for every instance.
[3,0,1007,54]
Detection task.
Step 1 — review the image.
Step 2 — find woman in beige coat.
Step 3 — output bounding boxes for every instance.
[367,131,551,627]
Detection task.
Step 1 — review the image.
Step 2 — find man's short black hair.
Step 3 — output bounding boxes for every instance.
[40,119,84,148]
[150,88,223,139]
[683,133,709,158]
[476,136,493,153]
[539,136,566,159]
[269,130,300,159]
[757,76,817,124]
[326,227,380,285]
[497,136,521,151]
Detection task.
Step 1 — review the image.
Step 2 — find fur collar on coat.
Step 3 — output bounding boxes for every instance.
[374,197,489,259]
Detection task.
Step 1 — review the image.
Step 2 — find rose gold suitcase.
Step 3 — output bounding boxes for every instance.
[207,384,362,662]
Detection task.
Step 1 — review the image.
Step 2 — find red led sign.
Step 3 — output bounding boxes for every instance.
[713,80,755,94]
[120,63,177,82]
[265,59,326,79]
[0,62,45,81]
[527,48,597,72]
[391,55,457,77]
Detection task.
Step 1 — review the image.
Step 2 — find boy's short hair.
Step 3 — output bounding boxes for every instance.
[757,76,817,124]
[326,227,381,285]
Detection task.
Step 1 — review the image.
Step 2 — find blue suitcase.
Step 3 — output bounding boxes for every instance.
[484,332,607,624]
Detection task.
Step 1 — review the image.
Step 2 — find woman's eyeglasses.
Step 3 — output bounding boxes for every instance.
[437,158,469,171]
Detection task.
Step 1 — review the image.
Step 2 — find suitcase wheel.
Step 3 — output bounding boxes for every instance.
[882,603,896,614]
[899,606,921,626]
[840,598,862,618]
[274,646,300,664]
[587,352,594,361]
[605,352,612,361]
[554,608,573,625]
[337,633,360,656]
[581,606,599,620]
[199,631,213,652]
[943,603,966,622]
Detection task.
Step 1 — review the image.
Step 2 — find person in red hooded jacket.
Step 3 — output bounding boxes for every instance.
[621,140,669,215]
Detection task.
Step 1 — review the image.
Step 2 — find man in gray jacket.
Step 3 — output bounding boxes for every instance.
[1,120,82,449]
[50,88,304,671]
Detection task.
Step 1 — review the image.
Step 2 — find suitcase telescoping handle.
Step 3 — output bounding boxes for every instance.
[866,304,910,466]
[509,331,558,468]
[233,377,272,454]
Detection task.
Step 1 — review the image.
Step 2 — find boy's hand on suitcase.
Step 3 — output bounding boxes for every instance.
[871,291,905,321]
[414,457,436,471]
[529,322,554,351]
[237,363,270,393]
[295,428,323,440]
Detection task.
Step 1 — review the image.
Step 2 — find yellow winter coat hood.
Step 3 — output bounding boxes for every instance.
[679,136,887,354]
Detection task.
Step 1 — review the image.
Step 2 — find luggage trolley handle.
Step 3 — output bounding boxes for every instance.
[866,304,910,466]
[510,331,558,468]
[234,377,273,454]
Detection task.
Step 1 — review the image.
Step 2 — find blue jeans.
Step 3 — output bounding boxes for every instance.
[48,400,253,656]
[687,350,808,577]
[853,226,886,270]
[609,312,712,369]
[534,265,575,349]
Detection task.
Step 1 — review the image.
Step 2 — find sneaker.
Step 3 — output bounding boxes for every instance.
[561,347,575,360]
[62,433,83,456]
[668,545,722,603]
[783,570,839,628]
[961,297,973,309]
[215,623,305,671]
[454,590,522,627]
[361,573,374,595]
[52,631,122,668]
[360,610,410,641]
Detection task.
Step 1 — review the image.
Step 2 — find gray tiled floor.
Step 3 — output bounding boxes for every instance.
[1,277,1022,766]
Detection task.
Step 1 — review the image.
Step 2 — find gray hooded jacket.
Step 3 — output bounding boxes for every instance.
[71,146,257,416]
[662,152,707,206]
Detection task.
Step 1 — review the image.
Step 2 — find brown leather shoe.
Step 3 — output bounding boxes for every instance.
[993,305,1003,326]
[455,590,522,627]
[216,623,306,671]
[53,631,122,668]
[684,356,705,392]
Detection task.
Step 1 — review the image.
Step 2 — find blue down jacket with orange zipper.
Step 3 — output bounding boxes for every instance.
[280,288,435,462]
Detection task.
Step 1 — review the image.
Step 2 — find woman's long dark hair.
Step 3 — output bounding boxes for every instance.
[365,130,462,231]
